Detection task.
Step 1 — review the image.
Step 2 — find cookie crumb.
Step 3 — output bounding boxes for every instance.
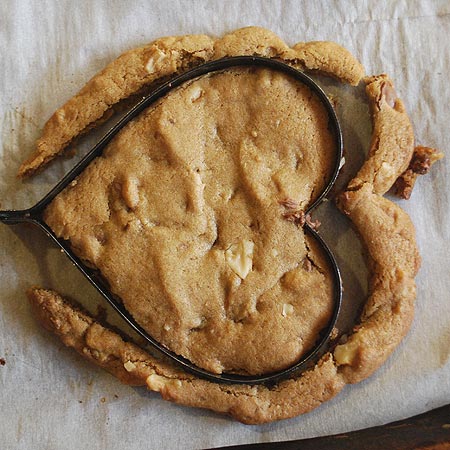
[278,198,321,229]
[100,397,106,403]
[330,327,339,340]
[302,258,313,272]
[0,358,5,366]
[282,209,305,225]
[305,214,321,230]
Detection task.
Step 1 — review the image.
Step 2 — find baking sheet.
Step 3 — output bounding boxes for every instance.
[1,1,450,449]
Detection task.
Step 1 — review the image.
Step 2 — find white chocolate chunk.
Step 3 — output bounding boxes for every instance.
[225,239,254,279]
[334,336,361,365]
[146,374,182,392]
[121,177,140,210]
[146,374,167,391]
[123,360,137,372]
[190,87,204,102]
[380,161,394,176]
[282,303,294,317]
[145,48,167,73]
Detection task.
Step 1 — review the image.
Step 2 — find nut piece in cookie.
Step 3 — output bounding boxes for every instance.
[393,146,444,199]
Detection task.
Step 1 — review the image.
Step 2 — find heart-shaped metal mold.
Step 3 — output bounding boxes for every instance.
[0,56,343,385]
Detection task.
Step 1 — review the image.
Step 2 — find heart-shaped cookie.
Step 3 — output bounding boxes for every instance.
[43,65,339,376]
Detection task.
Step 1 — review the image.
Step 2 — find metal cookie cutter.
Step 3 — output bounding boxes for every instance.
[0,56,343,385]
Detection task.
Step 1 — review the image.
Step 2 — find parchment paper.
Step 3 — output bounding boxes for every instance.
[1,1,450,449]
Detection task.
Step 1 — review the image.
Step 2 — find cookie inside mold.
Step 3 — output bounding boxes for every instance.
[43,67,337,375]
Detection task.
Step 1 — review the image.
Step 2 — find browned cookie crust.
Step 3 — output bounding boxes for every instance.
[17,27,364,178]
[334,75,420,383]
[27,151,420,422]
[28,287,346,424]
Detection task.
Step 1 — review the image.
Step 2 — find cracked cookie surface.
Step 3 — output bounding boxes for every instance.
[44,67,336,375]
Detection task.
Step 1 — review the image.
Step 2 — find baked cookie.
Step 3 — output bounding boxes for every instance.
[17,26,364,178]
[17,27,441,423]
[43,66,337,376]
